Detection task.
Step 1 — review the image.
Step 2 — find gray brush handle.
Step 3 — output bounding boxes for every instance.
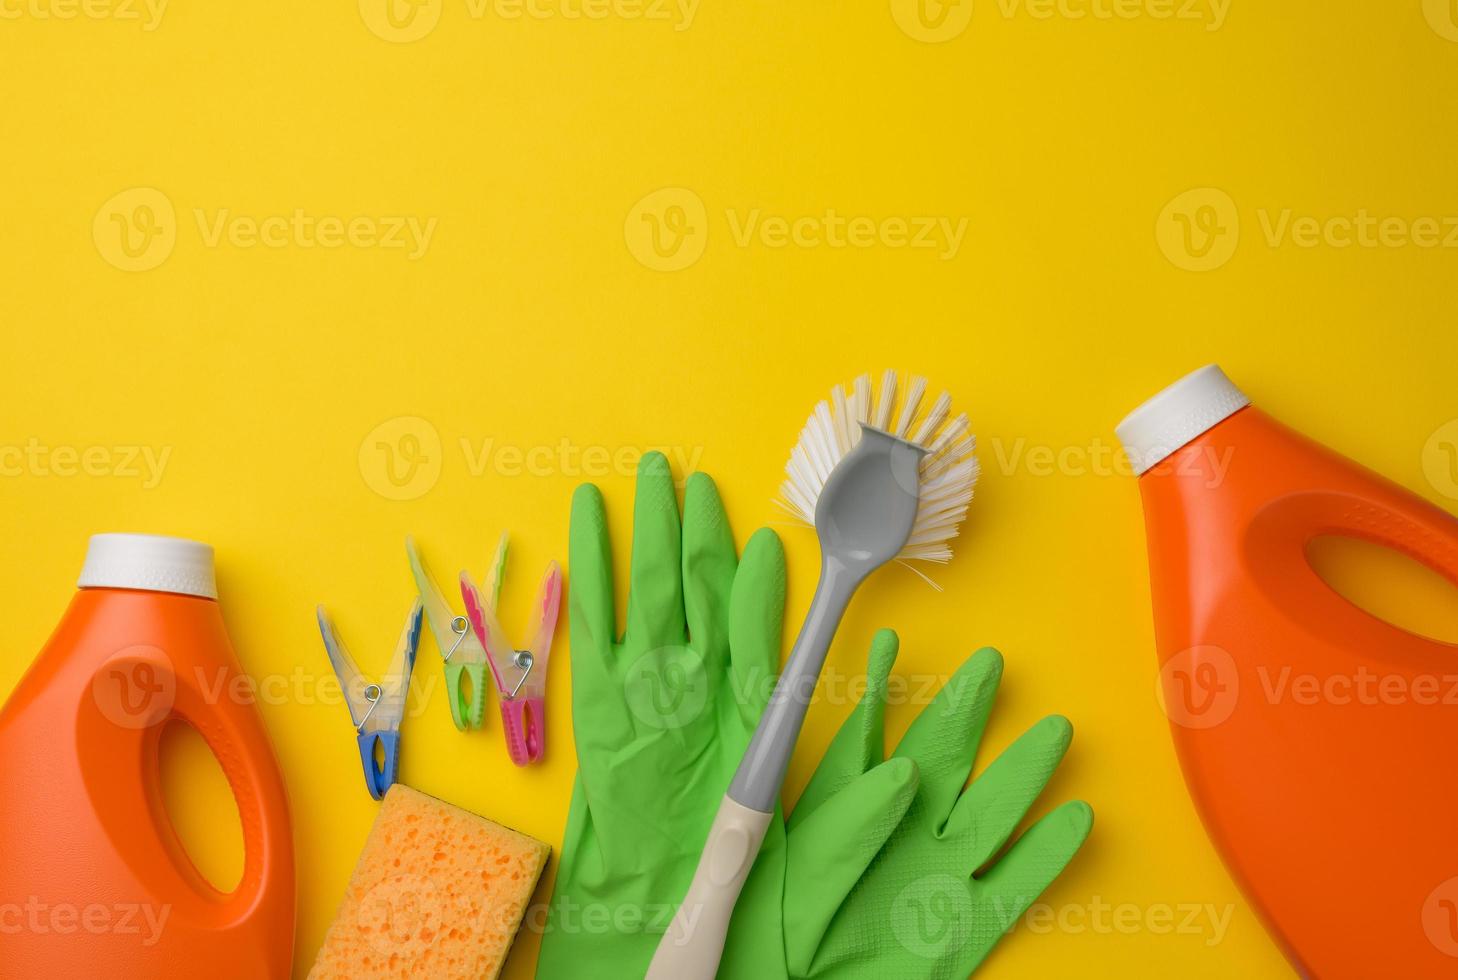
[645,557,864,980]
[728,555,864,811]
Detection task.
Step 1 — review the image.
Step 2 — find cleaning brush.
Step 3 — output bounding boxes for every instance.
[780,370,979,567]
[647,371,979,980]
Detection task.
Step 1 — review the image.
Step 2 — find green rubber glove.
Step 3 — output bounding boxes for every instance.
[783,630,1093,979]
[537,454,916,980]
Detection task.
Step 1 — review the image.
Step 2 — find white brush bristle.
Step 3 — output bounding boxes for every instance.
[777,372,979,570]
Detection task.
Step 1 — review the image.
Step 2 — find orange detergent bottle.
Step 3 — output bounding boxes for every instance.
[1118,366,1458,978]
[0,534,294,977]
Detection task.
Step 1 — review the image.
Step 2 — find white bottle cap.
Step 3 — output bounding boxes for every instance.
[1116,365,1250,475]
[78,533,218,599]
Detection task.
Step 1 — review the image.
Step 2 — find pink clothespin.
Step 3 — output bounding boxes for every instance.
[459,532,561,766]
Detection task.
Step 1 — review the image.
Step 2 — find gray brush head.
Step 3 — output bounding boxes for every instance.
[815,425,927,576]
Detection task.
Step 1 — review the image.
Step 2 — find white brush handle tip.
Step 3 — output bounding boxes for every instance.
[644,797,773,980]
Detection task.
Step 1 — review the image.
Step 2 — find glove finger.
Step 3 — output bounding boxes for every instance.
[681,472,736,674]
[787,628,898,830]
[569,483,616,653]
[727,527,786,728]
[891,646,1003,828]
[784,757,918,977]
[625,452,686,652]
[568,484,633,747]
[964,800,1094,973]
[944,714,1072,876]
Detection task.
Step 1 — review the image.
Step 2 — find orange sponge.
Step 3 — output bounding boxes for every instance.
[310,785,550,980]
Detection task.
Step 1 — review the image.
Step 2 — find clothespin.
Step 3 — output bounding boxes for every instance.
[459,532,561,766]
[407,536,489,731]
[316,599,423,800]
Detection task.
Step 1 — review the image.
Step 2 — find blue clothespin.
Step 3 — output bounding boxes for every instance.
[316,599,423,800]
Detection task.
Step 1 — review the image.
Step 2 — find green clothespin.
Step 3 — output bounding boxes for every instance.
[406,536,488,731]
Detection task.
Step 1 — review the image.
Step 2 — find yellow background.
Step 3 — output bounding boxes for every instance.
[3,1,1458,977]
